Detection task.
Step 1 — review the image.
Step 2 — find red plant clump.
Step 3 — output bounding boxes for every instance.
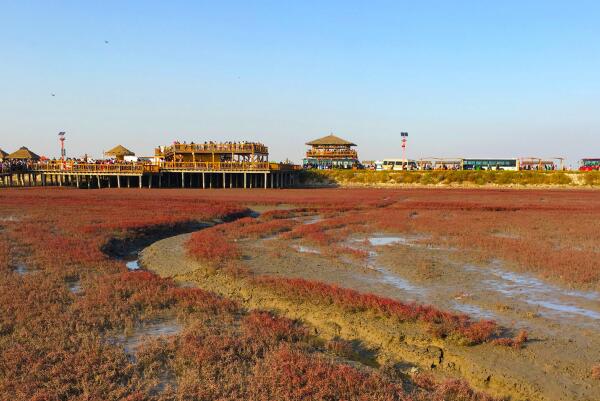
[188,229,241,264]
[492,330,528,349]
[248,345,405,401]
[412,374,499,401]
[242,311,308,344]
[252,276,498,344]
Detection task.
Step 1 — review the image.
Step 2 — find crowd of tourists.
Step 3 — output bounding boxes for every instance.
[169,140,268,153]
[0,160,34,174]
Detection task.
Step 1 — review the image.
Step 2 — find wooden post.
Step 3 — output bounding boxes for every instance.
[97,175,101,189]
[202,172,205,189]
[88,175,91,189]
[139,175,142,188]
[117,175,121,188]
[149,175,152,189]
[264,172,267,189]
[222,172,226,189]
[244,172,247,189]
[181,172,185,188]
[76,175,80,188]
[108,176,111,188]
[128,176,131,188]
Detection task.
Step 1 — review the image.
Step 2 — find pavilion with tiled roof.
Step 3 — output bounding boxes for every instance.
[303,134,359,169]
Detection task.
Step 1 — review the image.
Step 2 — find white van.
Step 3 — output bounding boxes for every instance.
[381,159,418,171]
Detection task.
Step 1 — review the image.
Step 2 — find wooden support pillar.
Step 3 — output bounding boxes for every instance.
[108,176,111,188]
[223,172,226,189]
[264,172,267,189]
[76,175,80,188]
[117,175,121,188]
[149,175,152,189]
[139,175,142,188]
[181,172,185,188]
[97,175,101,189]
[127,176,131,188]
[202,172,205,189]
[243,172,247,189]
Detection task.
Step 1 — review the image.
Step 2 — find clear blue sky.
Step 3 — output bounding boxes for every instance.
[1,1,599,166]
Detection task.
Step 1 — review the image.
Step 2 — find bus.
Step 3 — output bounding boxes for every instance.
[579,159,600,171]
[381,159,418,171]
[461,159,519,171]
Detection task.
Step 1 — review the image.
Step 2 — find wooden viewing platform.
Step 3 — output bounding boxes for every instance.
[0,161,300,189]
[1,141,299,189]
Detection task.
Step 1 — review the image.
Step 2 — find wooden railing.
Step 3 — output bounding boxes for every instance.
[29,161,296,174]
[160,161,270,171]
[306,150,358,158]
[162,142,269,155]
[270,163,302,171]
[31,162,148,174]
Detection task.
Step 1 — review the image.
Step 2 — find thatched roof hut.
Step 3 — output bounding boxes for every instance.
[0,148,7,161]
[105,145,135,161]
[7,146,40,160]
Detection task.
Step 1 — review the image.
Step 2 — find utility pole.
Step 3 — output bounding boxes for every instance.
[58,132,66,162]
[401,132,408,170]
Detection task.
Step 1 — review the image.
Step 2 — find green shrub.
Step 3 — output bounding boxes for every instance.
[301,169,582,187]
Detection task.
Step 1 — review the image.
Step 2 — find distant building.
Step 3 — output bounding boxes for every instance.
[303,134,359,169]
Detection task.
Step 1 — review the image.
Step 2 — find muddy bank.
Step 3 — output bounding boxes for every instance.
[102,221,215,259]
[140,231,600,401]
[101,208,251,259]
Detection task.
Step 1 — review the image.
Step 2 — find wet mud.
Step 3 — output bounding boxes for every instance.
[140,221,600,401]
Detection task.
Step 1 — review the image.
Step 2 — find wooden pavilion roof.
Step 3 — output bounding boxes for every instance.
[7,146,40,160]
[105,145,135,157]
[306,134,356,147]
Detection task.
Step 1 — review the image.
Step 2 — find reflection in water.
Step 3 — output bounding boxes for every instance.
[465,262,600,322]
[368,235,424,247]
[15,264,28,275]
[67,280,82,294]
[362,250,427,300]
[451,301,497,320]
[115,319,182,358]
[293,245,321,254]
[126,260,140,270]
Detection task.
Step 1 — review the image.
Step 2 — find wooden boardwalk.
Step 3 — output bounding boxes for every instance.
[0,161,300,189]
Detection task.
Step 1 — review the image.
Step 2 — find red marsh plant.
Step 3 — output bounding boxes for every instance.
[0,188,547,400]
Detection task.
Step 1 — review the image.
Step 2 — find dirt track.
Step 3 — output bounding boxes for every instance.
[140,218,600,401]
